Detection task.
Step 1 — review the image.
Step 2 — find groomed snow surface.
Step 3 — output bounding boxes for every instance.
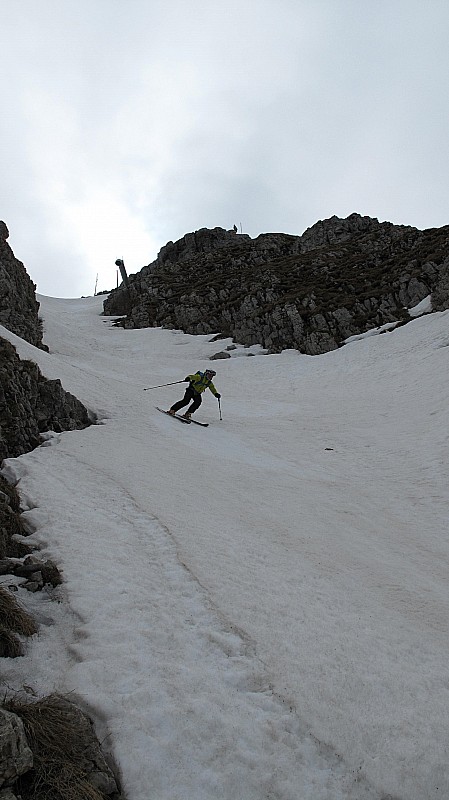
[2,295,449,800]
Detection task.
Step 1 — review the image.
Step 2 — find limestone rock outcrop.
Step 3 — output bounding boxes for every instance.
[0,709,33,787]
[0,224,93,462]
[0,222,46,350]
[103,214,449,355]
[0,337,91,462]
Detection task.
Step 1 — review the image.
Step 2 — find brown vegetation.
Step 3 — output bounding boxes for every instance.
[0,587,38,637]
[4,695,111,800]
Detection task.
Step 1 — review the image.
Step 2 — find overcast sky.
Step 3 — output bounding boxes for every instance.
[1,0,449,298]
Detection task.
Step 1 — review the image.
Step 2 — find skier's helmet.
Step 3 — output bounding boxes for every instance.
[205,369,216,379]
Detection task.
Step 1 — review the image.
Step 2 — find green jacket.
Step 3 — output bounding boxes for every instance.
[186,372,219,397]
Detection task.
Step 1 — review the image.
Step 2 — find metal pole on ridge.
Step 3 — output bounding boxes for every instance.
[143,381,185,391]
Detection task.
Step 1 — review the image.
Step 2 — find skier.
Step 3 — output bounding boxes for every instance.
[168,369,221,419]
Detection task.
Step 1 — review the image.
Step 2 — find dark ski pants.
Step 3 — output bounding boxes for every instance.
[170,387,202,415]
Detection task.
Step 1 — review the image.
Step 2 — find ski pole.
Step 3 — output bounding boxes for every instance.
[218,397,222,421]
[143,380,185,391]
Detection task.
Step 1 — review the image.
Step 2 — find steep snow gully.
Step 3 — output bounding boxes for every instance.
[2,294,449,800]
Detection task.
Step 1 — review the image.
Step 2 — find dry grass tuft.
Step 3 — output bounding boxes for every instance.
[0,625,23,657]
[4,695,108,800]
[0,587,38,636]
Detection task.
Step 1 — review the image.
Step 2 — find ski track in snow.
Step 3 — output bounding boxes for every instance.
[3,450,379,800]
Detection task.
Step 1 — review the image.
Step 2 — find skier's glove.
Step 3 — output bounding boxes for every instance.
[216,393,221,400]
[184,377,190,382]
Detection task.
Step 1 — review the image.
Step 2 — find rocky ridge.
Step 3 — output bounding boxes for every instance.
[103,214,449,355]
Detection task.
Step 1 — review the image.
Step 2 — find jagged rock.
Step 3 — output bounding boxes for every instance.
[13,554,62,591]
[0,222,46,350]
[432,256,449,310]
[103,215,449,355]
[0,709,33,787]
[155,226,244,268]
[0,337,92,462]
[0,478,30,560]
[0,227,93,463]
[12,556,42,577]
[299,212,386,251]
[0,787,19,799]
[23,580,41,593]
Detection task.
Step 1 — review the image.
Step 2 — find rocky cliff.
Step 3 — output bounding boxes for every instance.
[0,223,93,462]
[0,337,91,462]
[0,222,46,350]
[103,214,449,355]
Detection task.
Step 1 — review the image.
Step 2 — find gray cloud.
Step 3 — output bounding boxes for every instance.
[1,0,448,297]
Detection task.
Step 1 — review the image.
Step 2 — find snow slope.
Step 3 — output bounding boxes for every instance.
[2,294,449,800]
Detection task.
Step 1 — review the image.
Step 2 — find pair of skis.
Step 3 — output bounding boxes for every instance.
[156,407,209,427]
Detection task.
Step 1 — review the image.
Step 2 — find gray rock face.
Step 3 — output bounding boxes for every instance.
[0,223,93,462]
[0,337,91,462]
[103,215,449,355]
[0,222,46,350]
[299,212,386,251]
[0,787,20,799]
[154,226,246,268]
[0,709,33,787]
[432,256,449,310]
[0,476,30,560]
